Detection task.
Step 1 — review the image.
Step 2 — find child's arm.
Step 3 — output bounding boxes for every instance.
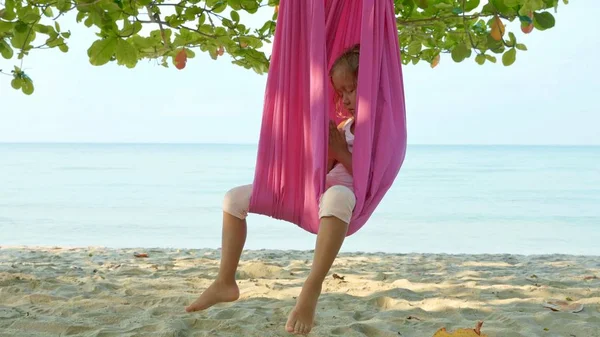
[326,121,346,172]
[327,120,353,176]
[327,154,336,172]
[334,148,352,176]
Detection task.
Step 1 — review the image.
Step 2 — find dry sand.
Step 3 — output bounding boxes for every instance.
[1,246,599,337]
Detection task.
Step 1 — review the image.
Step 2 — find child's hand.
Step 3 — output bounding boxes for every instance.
[328,120,348,159]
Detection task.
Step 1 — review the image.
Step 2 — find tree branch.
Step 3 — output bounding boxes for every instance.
[19,16,42,68]
[135,19,217,39]
[397,13,481,26]
[462,0,481,54]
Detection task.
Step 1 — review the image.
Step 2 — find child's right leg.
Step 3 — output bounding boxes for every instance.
[185,184,252,313]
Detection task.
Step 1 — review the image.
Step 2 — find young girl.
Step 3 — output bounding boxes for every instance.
[185,44,360,336]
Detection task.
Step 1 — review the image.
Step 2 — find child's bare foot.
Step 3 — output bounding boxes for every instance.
[185,279,239,312]
[285,281,322,335]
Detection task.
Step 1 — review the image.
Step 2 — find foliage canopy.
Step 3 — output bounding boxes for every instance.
[0,0,567,94]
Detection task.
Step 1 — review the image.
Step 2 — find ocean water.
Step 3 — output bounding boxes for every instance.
[1,143,599,255]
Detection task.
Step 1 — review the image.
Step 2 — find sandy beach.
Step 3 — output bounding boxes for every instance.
[0,246,599,337]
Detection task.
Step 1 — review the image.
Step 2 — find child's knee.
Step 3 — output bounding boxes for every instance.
[223,184,252,220]
[318,185,356,224]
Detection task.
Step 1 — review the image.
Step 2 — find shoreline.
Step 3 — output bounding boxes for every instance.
[1,247,599,336]
[3,245,600,257]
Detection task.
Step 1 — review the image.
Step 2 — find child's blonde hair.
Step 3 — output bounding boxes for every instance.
[330,44,360,118]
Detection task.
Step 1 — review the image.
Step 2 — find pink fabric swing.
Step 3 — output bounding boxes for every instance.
[248,0,407,236]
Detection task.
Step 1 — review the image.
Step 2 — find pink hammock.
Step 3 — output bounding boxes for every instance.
[249,0,407,236]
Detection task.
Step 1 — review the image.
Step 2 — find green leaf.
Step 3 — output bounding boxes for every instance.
[451,43,469,63]
[464,0,480,12]
[508,32,516,46]
[43,7,53,18]
[120,20,142,36]
[76,11,86,23]
[199,24,214,35]
[0,20,14,33]
[115,38,138,68]
[34,23,51,34]
[11,78,22,89]
[128,35,154,49]
[21,12,40,24]
[258,20,273,36]
[21,78,34,95]
[502,48,516,66]
[241,0,260,13]
[533,11,555,30]
[1,4,16,21]
[222,18,234,28]
[47,36,64,48]
[0,39,14,59]
[185,49,195,58]
[434,3,453,10]
[231,10,240,23]
[407,41,422,55]
[475,53,486,65]
[11,24,36,49]
[56,0,71,12]
[14,22,28,33]
[229,0,242,10]
[503,0,519,7]
[214,2,227,13]
[55,21,61,32]
[88,37,118,66]
[485,54,497,63]
[17,6,40,23]
[516,43,527,51]
[489,0,510,12]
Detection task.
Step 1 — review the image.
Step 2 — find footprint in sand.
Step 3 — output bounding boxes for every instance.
[484,312,521,330]
[0,307,20,319]
[63,325,96,335]
[236,262,293,280]
[457,308,488,322]
[369,296,398,310]
[350,322,394,337]
[353,310,376,321]
[212,308,253,320]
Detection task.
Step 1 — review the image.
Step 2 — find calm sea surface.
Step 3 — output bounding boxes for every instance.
[1,144,599,255]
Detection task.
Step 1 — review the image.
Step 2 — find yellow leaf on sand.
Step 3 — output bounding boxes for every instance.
[433,321,487,337]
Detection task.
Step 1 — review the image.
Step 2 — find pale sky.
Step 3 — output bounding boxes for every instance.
[0,1,598,145]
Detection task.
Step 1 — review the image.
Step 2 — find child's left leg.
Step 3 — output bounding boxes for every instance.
[286,185,356,335]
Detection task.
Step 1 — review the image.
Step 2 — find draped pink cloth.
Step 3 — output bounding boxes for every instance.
[249,0,407,236]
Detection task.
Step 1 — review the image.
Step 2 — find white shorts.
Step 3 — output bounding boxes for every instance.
[222,184,356,224]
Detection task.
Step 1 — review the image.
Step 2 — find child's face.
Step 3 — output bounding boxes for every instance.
[331,67,357,116]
